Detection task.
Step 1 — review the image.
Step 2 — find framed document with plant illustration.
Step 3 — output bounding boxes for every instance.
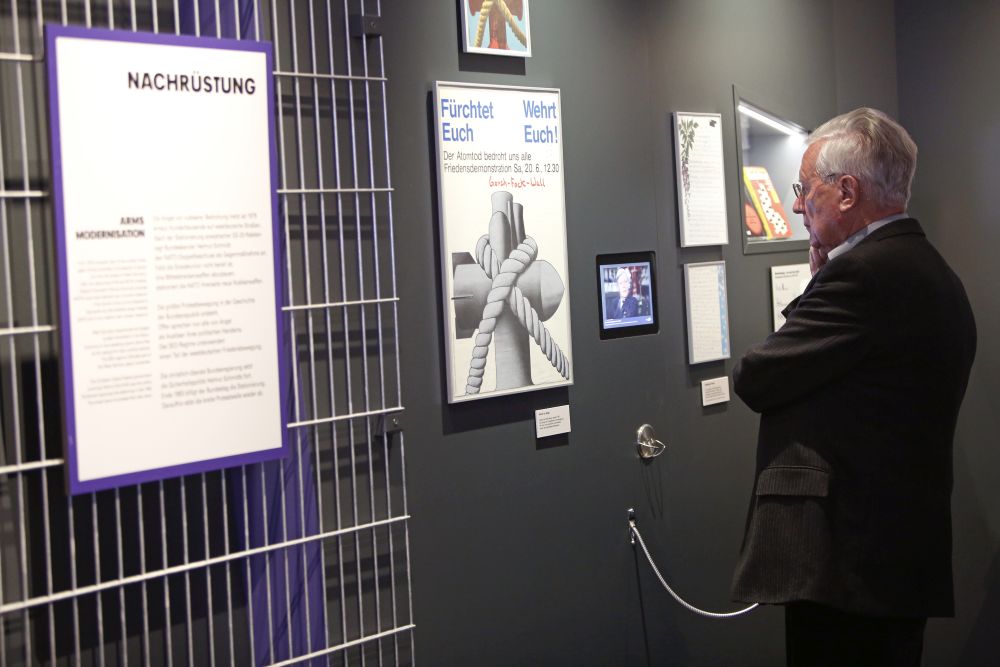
[673,112,728,247]
[461,0,531,57]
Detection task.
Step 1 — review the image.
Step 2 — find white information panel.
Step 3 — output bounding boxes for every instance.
[48,26,288,493]
[770,263,811,331]
[674,112,729,247]
[684,261,731,364]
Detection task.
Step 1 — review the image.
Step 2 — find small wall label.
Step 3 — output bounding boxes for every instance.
[535,405,571,437]
[701,377,731,407]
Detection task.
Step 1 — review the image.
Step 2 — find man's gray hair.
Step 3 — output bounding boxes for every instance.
[808,107,918,209]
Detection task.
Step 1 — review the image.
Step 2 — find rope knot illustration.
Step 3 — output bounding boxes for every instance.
[452,191,571,395]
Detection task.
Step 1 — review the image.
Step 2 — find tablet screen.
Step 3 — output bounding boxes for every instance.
[597,253,658,338]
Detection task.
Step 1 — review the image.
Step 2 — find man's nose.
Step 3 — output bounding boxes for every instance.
[792,196,804,216]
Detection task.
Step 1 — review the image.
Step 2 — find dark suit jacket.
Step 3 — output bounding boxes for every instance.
[730,219,976,618]
[609,295,639,319]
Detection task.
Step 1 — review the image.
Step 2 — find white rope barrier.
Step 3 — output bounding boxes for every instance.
[629,518,759,619]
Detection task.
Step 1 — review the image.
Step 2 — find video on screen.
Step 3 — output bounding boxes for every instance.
[600,262,655,330]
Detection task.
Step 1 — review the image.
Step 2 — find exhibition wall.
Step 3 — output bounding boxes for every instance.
[382,0,997,665]
[896,1,1000,662]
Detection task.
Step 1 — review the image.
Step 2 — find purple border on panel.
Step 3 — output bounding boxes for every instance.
[45,24,288,495]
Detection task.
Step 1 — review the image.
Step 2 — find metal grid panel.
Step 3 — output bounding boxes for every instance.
[0,1,412,664]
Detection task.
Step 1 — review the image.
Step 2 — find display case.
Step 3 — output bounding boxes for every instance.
[733,87,810,254]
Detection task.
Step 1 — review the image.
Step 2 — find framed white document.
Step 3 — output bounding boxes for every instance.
[684,261,731,364]
[434,81,572,403]
[673,112,729,247]
[770,263,811,331]
[48,26,288,493]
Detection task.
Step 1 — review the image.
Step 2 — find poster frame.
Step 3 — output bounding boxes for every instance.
[433,80,573,403]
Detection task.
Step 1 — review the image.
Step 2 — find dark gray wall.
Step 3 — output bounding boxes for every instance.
[379,1,990,665]
[384,4,667,664]
[896,2,1000,664]
[834,0,899,116]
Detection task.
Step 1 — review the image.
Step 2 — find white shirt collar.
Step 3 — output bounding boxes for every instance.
[827,212,909,262]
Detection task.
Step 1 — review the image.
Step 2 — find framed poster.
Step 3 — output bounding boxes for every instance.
[673,112,729,247]
[434,81,572,403]
[47,25,288,493]
[461,0,531,57]
[770,263,811,331]
[683,261,731,364]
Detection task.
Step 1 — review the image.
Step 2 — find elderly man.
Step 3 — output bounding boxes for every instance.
[731,108,976,666]
[610,267,639,320]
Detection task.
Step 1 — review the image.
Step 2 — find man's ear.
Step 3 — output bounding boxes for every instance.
[838,175,860,211]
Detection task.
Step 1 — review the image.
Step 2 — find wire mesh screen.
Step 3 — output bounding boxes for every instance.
[0,1,412,664]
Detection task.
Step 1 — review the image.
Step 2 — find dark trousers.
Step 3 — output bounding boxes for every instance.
[785,601,927,667]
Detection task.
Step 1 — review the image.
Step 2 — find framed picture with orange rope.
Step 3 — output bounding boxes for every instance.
[461,0,531,57]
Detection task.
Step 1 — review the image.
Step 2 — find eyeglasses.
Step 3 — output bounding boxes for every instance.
[792,173,841,199]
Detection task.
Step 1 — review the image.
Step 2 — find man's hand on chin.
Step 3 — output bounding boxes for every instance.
[809,245,829,275]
